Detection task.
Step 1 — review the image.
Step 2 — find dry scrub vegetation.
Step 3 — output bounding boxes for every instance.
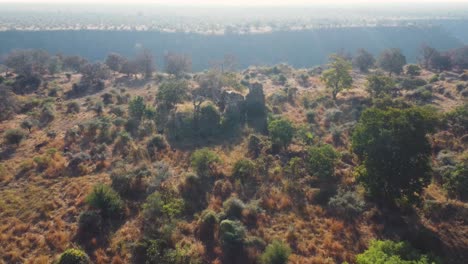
[0,47,467,264]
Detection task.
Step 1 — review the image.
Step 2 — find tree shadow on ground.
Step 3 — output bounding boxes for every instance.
[0,147,16,161]
[371,207,463,263]
[166,129,245,151]
[115,76,153,89]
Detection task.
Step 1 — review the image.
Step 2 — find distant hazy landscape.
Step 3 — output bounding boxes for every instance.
[1,3,468,70]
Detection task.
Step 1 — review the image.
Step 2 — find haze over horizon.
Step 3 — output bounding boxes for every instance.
[1,0,468,6]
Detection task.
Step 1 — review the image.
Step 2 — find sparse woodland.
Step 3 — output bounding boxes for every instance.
[0,46,467,264]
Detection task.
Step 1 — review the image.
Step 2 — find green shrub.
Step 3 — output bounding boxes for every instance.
[429,74,439,83]
[306,110,315,123]
[157,80,189,109]
[268,118,295,150]
[219,220,246,259]
[356,240,438,264]
[366,74,394,98]
[66,101,80,114]
[129,96,146,121]
[109,105,125,117]
[179,173,207,213]
[198,103,221,137]
[328,189,365,216]
[190,148,220,177]
[400,78,427,90]
[198,210,219,244]
[40,104,55,125]
[445,104,467,137]
[147,135,167,158]
[110,166,153,198]
[232,159,256,184]
[411,87,433,102]
[164,242,203,264]
[307,144,340,180]
[165,110,196,141]
[268,91,288,105]
[20,119,36,132]
[101,92,114,105]
[247,134,263,158]
[143,191,184,221]
[443,163,468,201]
[405,64,421,77]
[92,101,104,116]
[58,248,90,264]
[223,197,245,220]
[4,129,26,146]
[85,184,123,218]
[260,240,291,264]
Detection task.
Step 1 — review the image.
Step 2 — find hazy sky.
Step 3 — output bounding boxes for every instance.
[0,0,467,5]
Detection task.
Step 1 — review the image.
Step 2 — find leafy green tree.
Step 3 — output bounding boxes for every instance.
[179,173,207,213]
[48,56,63,76]
[356,240,438,264]
[352,107,439,205]
[321,54,353,100]
[307,144,340,180]
[143,191,184,221]
[129,96,146,121]
[80,62,111,83]
[430,53,452,72]
[232,159,256,184]
[190,148,220,177]
[105,52,125,73]
[219,220,246,261]
[85,184,123,218]
[135,48,155,79]
[268,118,295,150]
[63,55,88,72]
[260,240,291,264]
[378,48,407,76]
[197,103,221,137]
[366,73,395,98]
[353,48,375,73]
[443,163,468,201]
[157,80,189,109]
[164,52,192,77]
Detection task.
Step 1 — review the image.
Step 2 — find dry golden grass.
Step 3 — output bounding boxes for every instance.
[0,68,466,263]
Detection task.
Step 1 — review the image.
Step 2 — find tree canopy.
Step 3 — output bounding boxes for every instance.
[321,54,353,100]
[157,80,189,109]
[353,49,375,73]
[352,106,439,205]
[268,118,295,150]
[366,73,395,98]
[378,48,407,76]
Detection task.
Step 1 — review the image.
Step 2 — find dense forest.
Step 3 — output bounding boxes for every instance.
[0,42,467,264]
[0,26,464,71]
